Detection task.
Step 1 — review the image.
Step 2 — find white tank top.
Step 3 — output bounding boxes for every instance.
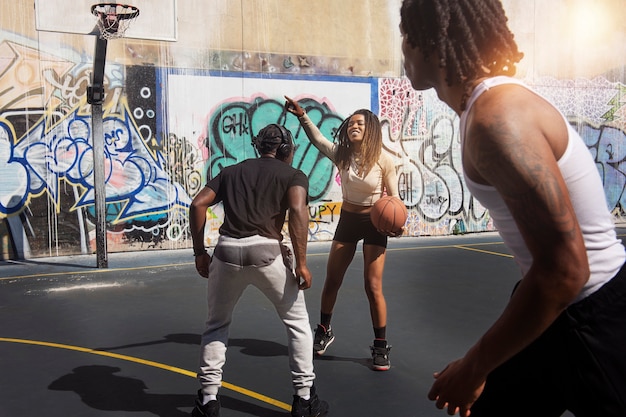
[460,76,625,302]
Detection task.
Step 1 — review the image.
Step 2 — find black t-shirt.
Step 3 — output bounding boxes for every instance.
[207,157,309,240]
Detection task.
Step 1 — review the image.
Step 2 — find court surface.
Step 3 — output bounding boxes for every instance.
[2,228,624,416]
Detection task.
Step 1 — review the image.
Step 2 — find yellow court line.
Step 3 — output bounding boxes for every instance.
[453,245,514,258]
[384,241,506,252]
[0,337,291,411]
[1,241,509,280]
[0,262,194,282]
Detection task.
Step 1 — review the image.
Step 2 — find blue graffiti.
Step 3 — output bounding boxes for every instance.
[2,106,192,222]
[573,119,626,213]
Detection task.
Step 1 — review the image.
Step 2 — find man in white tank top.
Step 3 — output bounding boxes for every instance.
[399,1,626,417]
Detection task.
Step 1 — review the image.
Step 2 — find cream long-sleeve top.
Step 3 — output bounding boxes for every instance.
[298,113,399,207]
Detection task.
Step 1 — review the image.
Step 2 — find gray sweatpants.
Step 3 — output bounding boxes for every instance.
[197,234,315,397]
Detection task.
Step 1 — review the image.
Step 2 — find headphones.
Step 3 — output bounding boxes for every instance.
[252,124,293,158]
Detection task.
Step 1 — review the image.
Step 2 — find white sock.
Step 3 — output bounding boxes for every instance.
[300,394,310,401]
[203,394,217,404]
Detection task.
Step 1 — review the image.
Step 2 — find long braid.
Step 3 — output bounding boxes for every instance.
[400,0,524,110]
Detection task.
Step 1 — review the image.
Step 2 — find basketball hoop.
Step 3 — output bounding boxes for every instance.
[91,3,139,40]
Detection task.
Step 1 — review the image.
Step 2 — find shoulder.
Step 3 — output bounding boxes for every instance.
[470,83,563,140]
[225,158,253,169]
[467,85,547,146]
[267,159,308,185]
[469,82,549,124]
[379,151,393,163]
[291,168,309,187]
[464,83,568,185]
[377,151,396,170]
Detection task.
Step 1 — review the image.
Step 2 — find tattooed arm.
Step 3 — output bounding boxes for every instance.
[428,84,590,417]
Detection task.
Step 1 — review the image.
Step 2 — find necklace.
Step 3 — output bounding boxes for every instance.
[351,152,365,176]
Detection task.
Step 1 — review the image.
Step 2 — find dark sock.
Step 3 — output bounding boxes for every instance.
[320,312,332,328]
[373,326,386,340]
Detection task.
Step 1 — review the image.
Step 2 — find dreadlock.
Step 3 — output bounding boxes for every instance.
[400,0,524,110]
[334,109,382,175]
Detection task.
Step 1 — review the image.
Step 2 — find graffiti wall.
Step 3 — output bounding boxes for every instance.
[1,3,625,260]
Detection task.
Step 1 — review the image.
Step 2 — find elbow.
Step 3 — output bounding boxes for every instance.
[289,204,307,219]
[288,203,310,228]
[189,197,210,221]
[189,199,202,215]
[562,246,591,299]
[562,265,590,303]
[532,256,590,308]
[190,188,212,213]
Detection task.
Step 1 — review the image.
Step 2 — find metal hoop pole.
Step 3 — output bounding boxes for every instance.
[86,3,139,268]
[88,35,109,268]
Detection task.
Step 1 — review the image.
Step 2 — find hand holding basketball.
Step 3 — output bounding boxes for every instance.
[370,196,407,236]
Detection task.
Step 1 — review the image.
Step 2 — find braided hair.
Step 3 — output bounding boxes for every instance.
[334,109,382,175]
[400,0,524,110]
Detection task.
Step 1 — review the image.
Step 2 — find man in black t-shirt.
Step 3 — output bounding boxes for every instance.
[188,124,329,417]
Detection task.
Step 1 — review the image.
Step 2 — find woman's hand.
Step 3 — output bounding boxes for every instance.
[377,227,404,237]
[386,227,404,237]
[284,95,305,117]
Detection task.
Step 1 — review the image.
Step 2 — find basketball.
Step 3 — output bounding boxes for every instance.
[370,196,408,234]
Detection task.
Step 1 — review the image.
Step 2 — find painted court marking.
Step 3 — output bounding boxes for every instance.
[0,242,510,411]
[0,263,192,282]
[0,337,291,412]
[0,241,511,281]
[3,233,623,412]
[452,245,513,258]
[0,241,510,412]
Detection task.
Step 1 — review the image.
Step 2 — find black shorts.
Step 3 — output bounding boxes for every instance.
[333,209,387,248]
[471,261,626,417]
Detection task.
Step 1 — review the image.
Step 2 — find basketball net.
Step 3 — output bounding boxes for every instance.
[91,3,140,40]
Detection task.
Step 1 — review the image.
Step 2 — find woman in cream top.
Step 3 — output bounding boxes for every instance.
[285,96,400,371]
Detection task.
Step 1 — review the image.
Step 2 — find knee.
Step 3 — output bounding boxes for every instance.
[364,283,383,299]
[323,274,343,291]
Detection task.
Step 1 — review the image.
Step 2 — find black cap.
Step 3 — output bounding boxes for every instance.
[253,124,292,155]
[256,125,284,147]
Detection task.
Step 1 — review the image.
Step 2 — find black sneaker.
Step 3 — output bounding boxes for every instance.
[313,324,335,355]
[191,390,220,417]
[370,339,391,371]
[291,385,329,417]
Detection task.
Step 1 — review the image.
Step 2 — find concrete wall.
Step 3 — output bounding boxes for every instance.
[0,0,624,259]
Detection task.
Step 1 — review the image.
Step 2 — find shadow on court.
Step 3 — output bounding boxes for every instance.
[1,228,623,416]
[49,365,194,417]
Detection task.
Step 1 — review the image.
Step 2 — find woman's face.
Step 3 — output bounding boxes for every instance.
[347,114,366,145]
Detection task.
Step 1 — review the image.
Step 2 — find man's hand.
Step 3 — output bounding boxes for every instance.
[284,95,305,117]
[189,186,216,278]
[295,265,312,290]
[194,252,211,278]
[428,357,487,417]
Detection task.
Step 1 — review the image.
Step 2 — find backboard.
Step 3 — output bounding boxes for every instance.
[34,0,178,42]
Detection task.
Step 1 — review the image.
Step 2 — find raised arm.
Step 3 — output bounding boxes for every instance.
[284,95,336,161]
